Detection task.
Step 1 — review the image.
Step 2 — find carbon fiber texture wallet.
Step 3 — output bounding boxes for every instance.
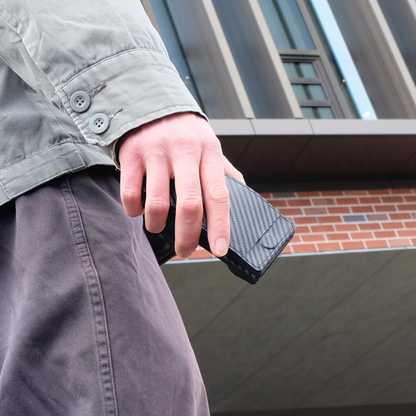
[142,175,296,284]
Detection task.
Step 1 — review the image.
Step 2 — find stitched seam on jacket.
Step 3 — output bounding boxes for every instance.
[56,47,168,92]
[60,176,118,416]
[0,141,72,173]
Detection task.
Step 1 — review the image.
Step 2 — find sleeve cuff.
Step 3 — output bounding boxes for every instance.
[56,48,206,164]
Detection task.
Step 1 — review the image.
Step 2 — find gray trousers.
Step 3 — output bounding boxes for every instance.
[0,167,210,416]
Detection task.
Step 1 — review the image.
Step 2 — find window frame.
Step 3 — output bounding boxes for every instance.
[261,0,354,119]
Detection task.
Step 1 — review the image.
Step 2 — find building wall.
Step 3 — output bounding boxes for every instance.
[170,187,416,262]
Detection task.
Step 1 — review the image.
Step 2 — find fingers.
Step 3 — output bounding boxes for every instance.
[119,151,145,217]
[200,143,230,257]
[144,163,170,233]
[117,112,243,260]
[173,162,204,258]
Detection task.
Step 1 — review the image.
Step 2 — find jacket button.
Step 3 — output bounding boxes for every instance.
[89,113,109,134]
[70,91,91,113]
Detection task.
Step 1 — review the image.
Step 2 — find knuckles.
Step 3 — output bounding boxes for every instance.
[121,188,143,217]
[204,184,229,207]
[177,195,203,218]
[145,198,170,218]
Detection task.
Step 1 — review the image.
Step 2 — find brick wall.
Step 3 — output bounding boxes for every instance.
[170,188,416,262]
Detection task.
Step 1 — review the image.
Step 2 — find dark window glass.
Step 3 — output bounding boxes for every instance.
[284,62,318,78]
[301,107,334,119]
[258,0,315,50]
[293,84,327,101]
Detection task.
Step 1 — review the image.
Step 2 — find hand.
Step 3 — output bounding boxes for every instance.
[118,112,244,259]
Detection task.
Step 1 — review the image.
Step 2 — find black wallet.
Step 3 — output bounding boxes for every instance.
[142,174,296,284]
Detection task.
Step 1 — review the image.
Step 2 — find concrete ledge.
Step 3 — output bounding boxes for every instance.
[210,119,416,136]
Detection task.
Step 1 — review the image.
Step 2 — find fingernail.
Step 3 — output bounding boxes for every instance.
[215,238,229,257]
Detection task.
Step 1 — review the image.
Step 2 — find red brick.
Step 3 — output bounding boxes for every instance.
[342,241,365,250]
[351,206,374,214]
[374,231,396,239]
[381,196,404,203]
[280,208,303,216]
[327,233,350,241]
[320,191,345,197]
[336,197,359,205]
[390,213,411,220]
[260,192,271,199]
[388,238,411,247]
[359,197,381,204]
[351,232,373,240]
[405,222,416,229]
[301,234,326,242]
[359,223,381,231]
[335,224,358,232]
[374,205,397,212]
[288,199,312,207]
[317,242,341,251]
[318,216,343,224]
[297,191,321,197]
[271,192,296,198]
[271,200,288,208]
[365,240,388,249]
[404,196,416,202]
[311,225,335,233]
[291,235,302,243]
[412,238,416,245]
[328,207,351,214]
[368,190,391,195]
[366,213,388,222]
[391,189,413,194]
[312,198,336,206]
[292,243,317,253]
[304,207,328,215]
[381,222,404,230]
[397,204,416,211]
[344,190,368,196]
[294,226,310,234]
[282,245,293,255]
[397,229,416,237]
[293,217,319,225]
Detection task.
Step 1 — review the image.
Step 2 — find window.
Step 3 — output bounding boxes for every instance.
[258,0,357,119]
[283,61,334,118]
[258,0,315,51]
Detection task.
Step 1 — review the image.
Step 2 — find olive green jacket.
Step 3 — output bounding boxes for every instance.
[0,0,202,205]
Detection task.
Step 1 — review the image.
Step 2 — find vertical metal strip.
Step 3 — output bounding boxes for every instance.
[406,0,416,19]
[368,0,416,107]
[201,0,255,119]
[248,0,303,119]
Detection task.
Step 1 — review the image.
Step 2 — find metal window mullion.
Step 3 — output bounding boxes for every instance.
[248,0,303,118]
[290,78,322,84]
[298,100,332,107]
[279,49,320,57]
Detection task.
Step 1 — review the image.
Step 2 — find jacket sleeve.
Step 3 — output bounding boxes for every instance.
[0,0,204,162]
